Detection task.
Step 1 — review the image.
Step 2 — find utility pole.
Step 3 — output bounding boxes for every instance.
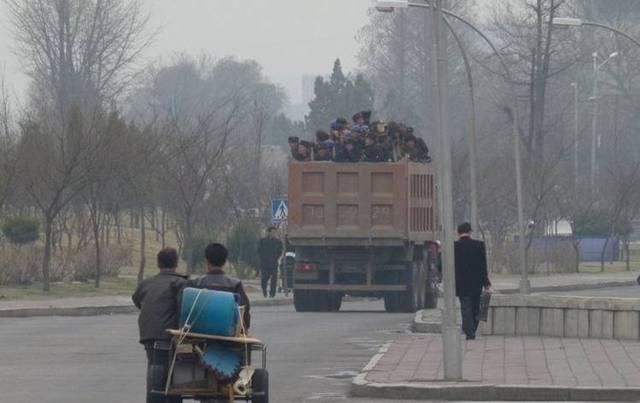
[571,82,579,194]
[591,52,598,201]
[430,0,462,380]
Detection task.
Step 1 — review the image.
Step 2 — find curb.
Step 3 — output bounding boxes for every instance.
[350,345,640,401]
[0,294,373,319]
[412,281,638,334]
[498,280,638,295]
[0,297,295,318]
[0,305,139,318]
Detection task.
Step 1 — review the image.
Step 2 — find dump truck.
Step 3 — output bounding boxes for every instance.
[287,160,438,313]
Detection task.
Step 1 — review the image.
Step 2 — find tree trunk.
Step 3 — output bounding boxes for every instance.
[137,205,146,284]
[161,209,166,248]
[105,214,111,245]
[185,215,194,274]
[116,212,122,244]
[600,231,612,273]
[93,217,102,289]
[572,238,581,273]
[42,216,54,292]
[625,237,630,271]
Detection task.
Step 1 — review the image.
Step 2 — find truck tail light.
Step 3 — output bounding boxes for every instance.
[294,262,316,272]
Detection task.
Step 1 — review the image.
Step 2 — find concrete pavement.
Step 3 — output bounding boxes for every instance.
[545,286,640,298]
[0,290,293,318]
[351,333,640,401]
[0,300,413,403]
[489,271,638,294]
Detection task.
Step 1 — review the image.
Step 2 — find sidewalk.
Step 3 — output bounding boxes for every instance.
[414,271,639,333]
[0,291,292,318]
[490,271,638,294]
[351,333,640,401]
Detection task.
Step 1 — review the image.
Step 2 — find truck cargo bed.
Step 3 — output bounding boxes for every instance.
[288,161,435,245]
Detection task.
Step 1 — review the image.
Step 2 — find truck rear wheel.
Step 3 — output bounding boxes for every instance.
[384,293,402,312]
[295,290,335,312]
[294,290,314,312]
[328,292,342,312]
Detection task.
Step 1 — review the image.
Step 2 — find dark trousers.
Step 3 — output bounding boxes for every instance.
[261,266,278,297]
[459,294,481,338]
[144,342,181,403]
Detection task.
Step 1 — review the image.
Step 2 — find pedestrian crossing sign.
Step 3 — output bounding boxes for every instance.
[271,198,288,224]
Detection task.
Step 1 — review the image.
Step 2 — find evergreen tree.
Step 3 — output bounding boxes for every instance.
[306,59,375,132]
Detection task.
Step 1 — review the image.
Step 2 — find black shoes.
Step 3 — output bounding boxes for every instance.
[466,335,476,340]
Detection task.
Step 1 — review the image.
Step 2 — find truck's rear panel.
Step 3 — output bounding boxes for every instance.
[288,161,435,245]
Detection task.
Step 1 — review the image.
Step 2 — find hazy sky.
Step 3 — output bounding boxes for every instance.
[0,0,373,105]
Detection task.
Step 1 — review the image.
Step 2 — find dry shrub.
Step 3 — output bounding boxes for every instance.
[0,245,65,285]
[68,244,133,282]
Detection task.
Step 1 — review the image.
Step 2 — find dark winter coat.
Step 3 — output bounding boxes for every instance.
[132,271,188,344]
[257,237,283,270]
[362,143,389,162]
[454,237,491,297]
[334,145,360,162]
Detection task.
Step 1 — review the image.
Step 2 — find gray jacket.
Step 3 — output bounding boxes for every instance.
[132,271,188,344]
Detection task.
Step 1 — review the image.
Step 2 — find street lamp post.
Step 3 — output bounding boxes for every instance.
[588,51,617,200]
[445,19,479,233]
[431,0,463,380]
[376,0,463,380]
[570,82,578,194]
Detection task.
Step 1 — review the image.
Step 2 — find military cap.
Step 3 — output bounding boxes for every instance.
[315,130,330,142]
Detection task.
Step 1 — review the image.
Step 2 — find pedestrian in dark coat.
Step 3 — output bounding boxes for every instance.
[362,135,388,162]
[188,243,251,329]
[454,222,491,340]
[335,137,361,162]
[257,227,283,298]
[132,248,187,403]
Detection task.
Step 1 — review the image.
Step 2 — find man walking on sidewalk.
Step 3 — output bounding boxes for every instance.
[257,226,283,298]
[454,222,491,340]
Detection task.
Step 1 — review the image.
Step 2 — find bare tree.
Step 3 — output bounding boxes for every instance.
[488,0,579,159]
[6,0,152,114]
[6,0,151,291]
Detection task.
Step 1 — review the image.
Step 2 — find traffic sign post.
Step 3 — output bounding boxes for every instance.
[271,198,288,225]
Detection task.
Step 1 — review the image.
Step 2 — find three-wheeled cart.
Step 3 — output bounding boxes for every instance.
[161,330,269,403]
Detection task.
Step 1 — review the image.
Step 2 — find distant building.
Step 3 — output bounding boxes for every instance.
[286,74,329,122]
[302,74,318,105]
[284,103,309,122]
[261,144,288,168]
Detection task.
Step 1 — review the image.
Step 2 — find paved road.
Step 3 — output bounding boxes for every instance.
[0,299,419,403]
[544,285,639,298]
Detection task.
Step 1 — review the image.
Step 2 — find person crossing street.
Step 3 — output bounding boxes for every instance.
[257,226,283,298]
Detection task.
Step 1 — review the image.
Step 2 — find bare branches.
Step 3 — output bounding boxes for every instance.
[5,0,152,110]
